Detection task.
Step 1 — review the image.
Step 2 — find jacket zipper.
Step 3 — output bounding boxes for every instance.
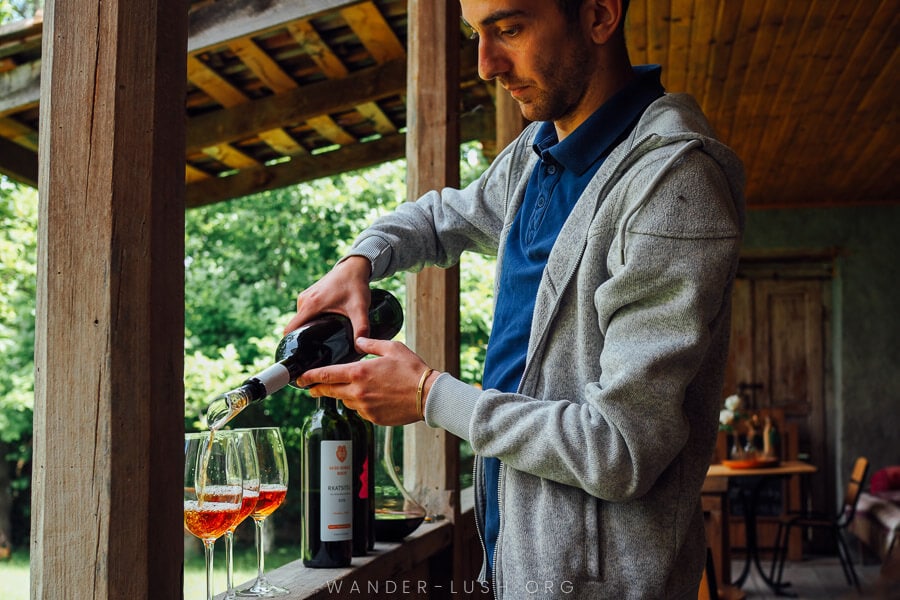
[492,461,505,598]
[471,457,489,573]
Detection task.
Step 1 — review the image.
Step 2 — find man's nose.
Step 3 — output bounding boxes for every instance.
[477,38,508,81]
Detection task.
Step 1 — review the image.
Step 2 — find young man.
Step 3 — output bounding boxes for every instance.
[287,0,745,597]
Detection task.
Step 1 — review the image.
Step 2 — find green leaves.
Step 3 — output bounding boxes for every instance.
[0,179,37,445]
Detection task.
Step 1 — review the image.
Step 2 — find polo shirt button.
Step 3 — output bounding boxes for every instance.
[538,196,545,207]
[547,165,557,175]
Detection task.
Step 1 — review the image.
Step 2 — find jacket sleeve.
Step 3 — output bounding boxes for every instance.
[344,129,535,280]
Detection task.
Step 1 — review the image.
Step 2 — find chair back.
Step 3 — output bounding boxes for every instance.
[837,456,869,527]
[697,547,717,600]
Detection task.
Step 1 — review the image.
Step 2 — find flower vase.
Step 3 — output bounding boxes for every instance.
[729,434,745,460]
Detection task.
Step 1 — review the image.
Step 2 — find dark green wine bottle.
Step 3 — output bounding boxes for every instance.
[338,403,371,556]
[206,288,403,431]
[301,396,353,568]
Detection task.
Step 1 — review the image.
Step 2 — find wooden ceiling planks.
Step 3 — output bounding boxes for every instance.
[728,0,788,148]
[774,0,895,204]
[225,35,318,154]
[829,5,899,203]
[745,0,833,203]
[739,0,812,202]
[713,0,766,147]
[661,0,691,94]
[684,0,719,106]
[340,1,404,136]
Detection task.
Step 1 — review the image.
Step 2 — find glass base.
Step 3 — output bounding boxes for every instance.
[236,581,289,598]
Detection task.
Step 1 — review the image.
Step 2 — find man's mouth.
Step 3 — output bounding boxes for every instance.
[504,83,529,99]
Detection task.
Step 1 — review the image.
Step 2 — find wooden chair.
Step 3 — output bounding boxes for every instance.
[770,456,870,590]
[698,547,717,600]
[699,546,746,600]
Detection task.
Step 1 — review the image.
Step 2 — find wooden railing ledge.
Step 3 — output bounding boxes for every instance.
[218,519,455,599]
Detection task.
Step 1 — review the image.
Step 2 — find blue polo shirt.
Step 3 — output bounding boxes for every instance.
[479,65,664,571]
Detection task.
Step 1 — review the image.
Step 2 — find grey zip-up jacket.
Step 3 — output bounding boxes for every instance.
[348,93,745,599]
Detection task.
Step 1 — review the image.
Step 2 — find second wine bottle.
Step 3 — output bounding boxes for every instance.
[301,396,353,568]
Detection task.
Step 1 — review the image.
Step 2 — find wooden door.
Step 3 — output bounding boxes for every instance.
[723,259,834,553]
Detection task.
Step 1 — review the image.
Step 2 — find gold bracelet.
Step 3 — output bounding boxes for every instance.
[416,367,434,421]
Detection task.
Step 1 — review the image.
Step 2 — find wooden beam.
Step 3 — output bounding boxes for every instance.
[340,1,406,63]
[228,33,355,147]
[185,47,481,155]
[403,6,461,593]
[0,0,357,115]
[186,57,405,153]
[187,0,352,53]
[185,108,494,208]
[186,56,264,170]
[0,116,38,150]
[492,80,525,156]
[188,132,404,207]
[0,135,37,187]
[287,19,350,78]
[0,60,40,117]
[31,0,186,597]
[294,7,401,136]
[0,14,43,60]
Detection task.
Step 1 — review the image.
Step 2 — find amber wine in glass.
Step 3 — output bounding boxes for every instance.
[219,430,260,600]
[237,427,289,597]
[184,432,243,600]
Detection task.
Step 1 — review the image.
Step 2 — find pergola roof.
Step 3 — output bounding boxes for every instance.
[1,0,897,208]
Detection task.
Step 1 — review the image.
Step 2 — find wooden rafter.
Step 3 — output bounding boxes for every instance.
[230,32,355,147]
[186,106,493,208]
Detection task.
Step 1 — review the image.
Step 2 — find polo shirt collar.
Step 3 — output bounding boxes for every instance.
[531,65,665,176]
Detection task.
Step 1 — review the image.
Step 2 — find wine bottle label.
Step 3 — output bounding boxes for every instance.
[320,440,353,541]
[253,363,291,396]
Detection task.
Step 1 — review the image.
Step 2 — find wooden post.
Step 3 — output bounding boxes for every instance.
[404,0,461,595]
[31,0,187,598]
[495,81,526,150]
[404,0,461,518]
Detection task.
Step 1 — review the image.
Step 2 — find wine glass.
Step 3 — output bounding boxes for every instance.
[237,427,290,597]
[220,430,260,600]
[184,432,243,600]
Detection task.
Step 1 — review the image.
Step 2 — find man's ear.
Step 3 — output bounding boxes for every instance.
[586,0,625,45]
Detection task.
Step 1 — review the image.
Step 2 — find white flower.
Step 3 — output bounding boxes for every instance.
[719,409,735,426]
[724,394,742,411]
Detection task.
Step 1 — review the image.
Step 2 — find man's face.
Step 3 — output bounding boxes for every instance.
[461,0,593,125]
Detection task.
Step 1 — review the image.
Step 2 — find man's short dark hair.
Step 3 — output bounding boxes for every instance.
[556,0,630,25]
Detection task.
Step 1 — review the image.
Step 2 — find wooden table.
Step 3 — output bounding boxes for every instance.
[706,460,817,597]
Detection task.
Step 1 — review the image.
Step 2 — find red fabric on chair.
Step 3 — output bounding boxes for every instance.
[870,467,900,494]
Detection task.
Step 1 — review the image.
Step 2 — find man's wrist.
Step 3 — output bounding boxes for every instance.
[344,236,392,280]
[335,254,373,280]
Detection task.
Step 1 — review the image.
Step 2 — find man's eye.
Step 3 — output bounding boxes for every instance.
[500,26,520,37]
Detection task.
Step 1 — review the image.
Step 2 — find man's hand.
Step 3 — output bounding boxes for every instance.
[297,337,439,426]
[282,255,372,340]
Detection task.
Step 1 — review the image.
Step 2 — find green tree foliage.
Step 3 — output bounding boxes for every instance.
[0,177,37,546]
[0,0,42,24]
[0,179,35,444]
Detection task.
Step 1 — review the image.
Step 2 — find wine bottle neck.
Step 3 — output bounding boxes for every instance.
[319,396,340,412]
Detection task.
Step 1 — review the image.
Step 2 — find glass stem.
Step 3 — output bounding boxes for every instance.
[254,517,269,587]
[225,530,235,598]
[203,539,216,600]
